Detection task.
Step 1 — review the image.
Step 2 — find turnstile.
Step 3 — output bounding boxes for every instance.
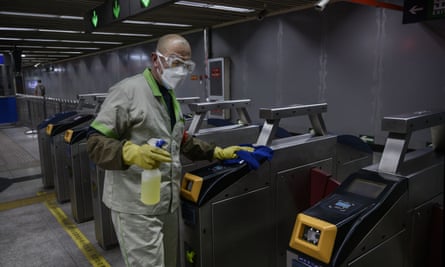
[37,111,77,188]
[64,125,93,223]
[180,103,372,267]
[180,103,335,267]
[287,110,444,267]
[90,163,118,249]
[182,99,260,173]
[46,93,106,203]
[47,114,94,203]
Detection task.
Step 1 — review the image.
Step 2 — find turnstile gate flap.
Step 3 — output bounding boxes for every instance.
[47,113,94,136]
[181,161,251,206]
[64,125,89,144]
[37,110,77,130]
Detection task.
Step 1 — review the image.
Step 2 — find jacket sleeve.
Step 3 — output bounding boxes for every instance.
[87,132,129,170]
[181,133,216,162]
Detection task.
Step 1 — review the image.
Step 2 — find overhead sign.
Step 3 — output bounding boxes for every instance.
[403,0,445,24]
[85,0,173,32]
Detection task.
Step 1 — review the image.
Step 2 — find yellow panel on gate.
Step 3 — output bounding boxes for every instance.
[289,213,337,264]
[180,173,203,203]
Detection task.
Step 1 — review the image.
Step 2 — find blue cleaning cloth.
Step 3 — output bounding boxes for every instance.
[223,145,273,170]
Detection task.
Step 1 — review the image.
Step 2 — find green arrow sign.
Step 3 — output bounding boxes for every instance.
[91,10,98,27]
[141,0,151,8]
[113,0,121,19]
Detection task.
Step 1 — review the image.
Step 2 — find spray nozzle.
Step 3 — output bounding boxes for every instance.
[148,138,167,149]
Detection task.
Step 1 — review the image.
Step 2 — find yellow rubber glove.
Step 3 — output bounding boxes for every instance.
[213,146,254,160]
[122,141,172,169]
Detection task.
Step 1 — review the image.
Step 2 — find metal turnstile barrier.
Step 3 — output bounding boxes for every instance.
[47,114,94,203]
[64,125,93,223]
[46,93,106,203]
[37,111,78,188]
[287,110,444,267]
[181,99,260,173]
[90,163,118,249]
[180,103,373,267]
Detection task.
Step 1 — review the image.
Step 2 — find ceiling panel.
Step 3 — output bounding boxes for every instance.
[0,0,319,68]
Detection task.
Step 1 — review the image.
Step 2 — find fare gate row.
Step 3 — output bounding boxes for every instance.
[37,98,374,261]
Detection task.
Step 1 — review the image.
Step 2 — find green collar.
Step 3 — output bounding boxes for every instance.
[143,68,183,123]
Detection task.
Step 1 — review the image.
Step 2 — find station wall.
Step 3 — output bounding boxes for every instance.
[22,2,445,147]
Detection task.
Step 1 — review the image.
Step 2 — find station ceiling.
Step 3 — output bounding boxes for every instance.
[0,0,322,69]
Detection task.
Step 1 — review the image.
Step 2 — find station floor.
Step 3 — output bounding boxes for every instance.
[0,125,125,267]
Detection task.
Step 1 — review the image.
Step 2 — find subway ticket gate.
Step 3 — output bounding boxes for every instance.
[182,99,260,173]
[46,93,105,203]
[37,111,77,188]
[180,103,371,267]
[90,163,118,249]
[64,125,93,223]
[47,114,94,203]
[287,110,444,267]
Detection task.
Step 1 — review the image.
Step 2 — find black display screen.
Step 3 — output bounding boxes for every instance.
[346,178,386,199]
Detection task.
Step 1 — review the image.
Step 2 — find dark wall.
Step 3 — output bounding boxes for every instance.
[22,3,445,147]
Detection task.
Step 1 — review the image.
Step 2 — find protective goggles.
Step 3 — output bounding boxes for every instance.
[156,51,195,73]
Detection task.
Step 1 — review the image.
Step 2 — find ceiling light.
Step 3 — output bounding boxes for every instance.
[23,38,58,42]
[92,41,123,45]
[122,20,192,27]
[0,27,36,31]
[0,11,83,20]
[0,27,83,34]
[174,1,255,13]
[0,37,22,41]
[39,29,83,34]
[92,31,152,37]
[45,46,100,50]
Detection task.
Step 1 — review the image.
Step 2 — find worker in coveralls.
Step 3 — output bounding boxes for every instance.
[87,34,252,267]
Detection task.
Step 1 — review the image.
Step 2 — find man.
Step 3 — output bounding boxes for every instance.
[34,80,46,96]
[87,34,252,267]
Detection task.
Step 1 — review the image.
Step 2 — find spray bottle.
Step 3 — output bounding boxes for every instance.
[140,138,166,205]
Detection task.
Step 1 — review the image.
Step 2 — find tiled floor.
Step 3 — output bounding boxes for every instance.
[0,125,125,267]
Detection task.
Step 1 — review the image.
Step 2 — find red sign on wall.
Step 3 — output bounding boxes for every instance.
[211,67,221,78]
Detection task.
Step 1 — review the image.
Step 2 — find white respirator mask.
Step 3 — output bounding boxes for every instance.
[156,51,195,90]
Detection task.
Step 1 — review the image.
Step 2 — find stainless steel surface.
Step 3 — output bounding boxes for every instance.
[287,109,444,267]
[38,128,54,187]
[258,103,327,120]
[182,163,273,267]
[381,110,445,134]
[68,140,93,223]
[256,103,328,146]
[182,101,364,267]
[187,99,253,135]
[176,97,200,105]
[187,99,251,113]
[90,164,118,249]
[378,110,445,174]
[51,134,71,203]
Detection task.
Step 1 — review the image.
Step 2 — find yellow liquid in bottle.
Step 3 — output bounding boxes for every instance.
[141,170,161,205]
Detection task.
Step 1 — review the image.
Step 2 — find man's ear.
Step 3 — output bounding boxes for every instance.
[151,52,158,65]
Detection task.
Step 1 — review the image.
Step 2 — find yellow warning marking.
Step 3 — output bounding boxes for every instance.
[0,191,56,212]
[0,191,110,267]
[43,197,111,267]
